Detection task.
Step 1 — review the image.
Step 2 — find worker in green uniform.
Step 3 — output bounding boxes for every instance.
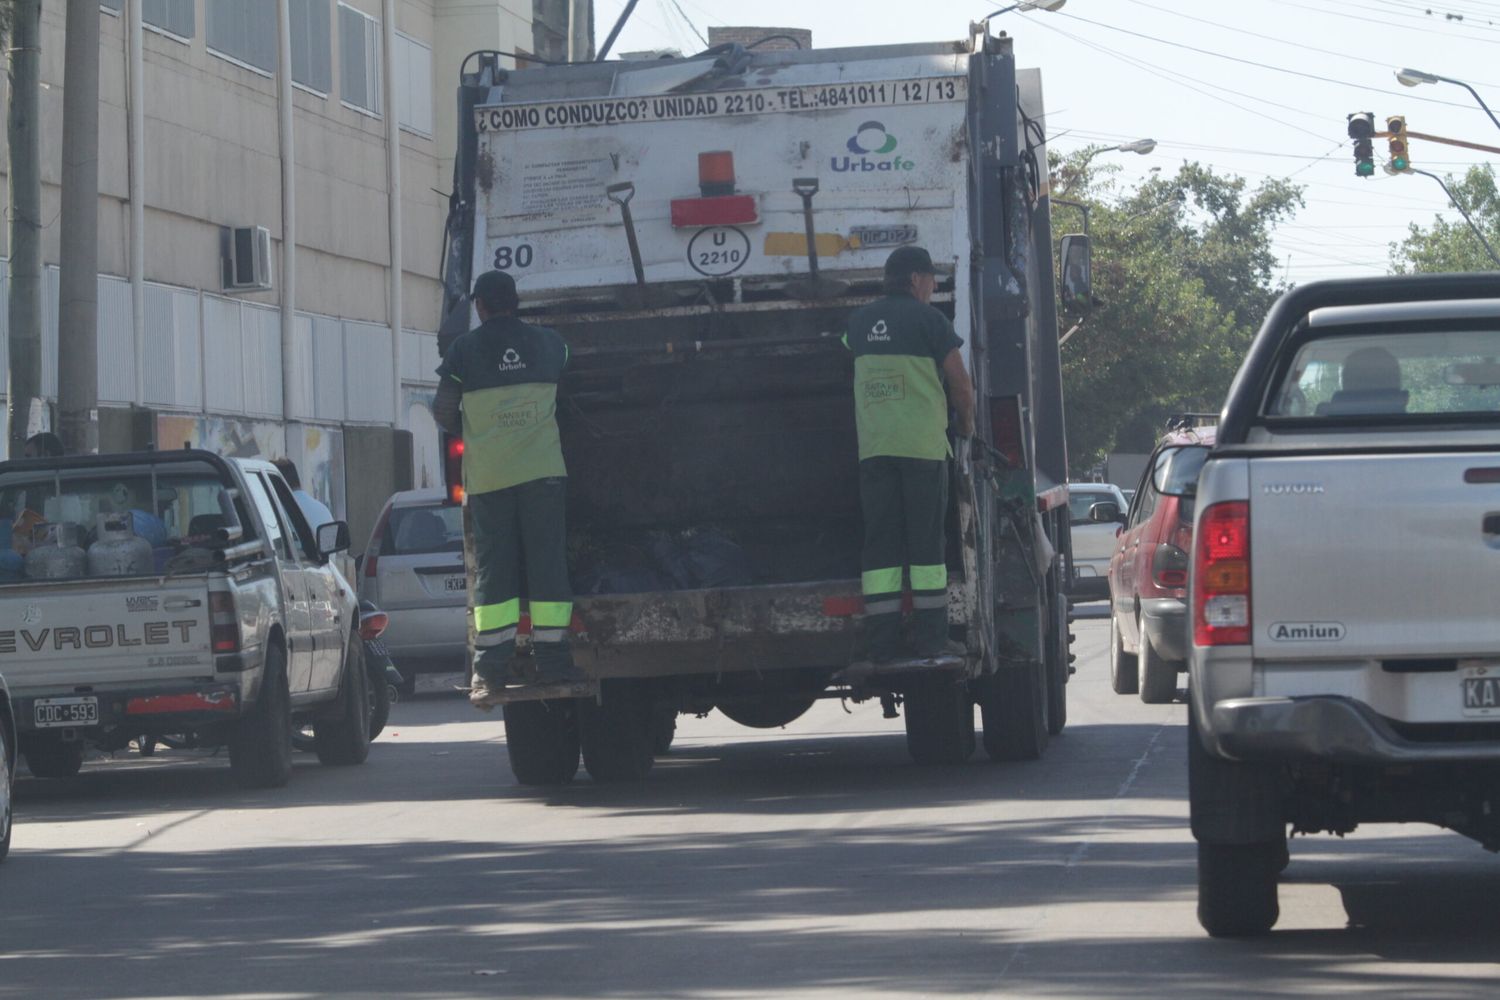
[846,246,976,664]
[433,270,582,706]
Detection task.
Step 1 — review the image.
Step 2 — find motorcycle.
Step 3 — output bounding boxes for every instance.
[291,600,403,751]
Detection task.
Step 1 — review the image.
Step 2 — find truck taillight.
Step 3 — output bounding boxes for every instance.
[1152,543,1189,589]
[699,151,735,197]
[1193,501,1250,646]
[444,435,465,505]
[989,396,1025,468]
[209,591,239,654]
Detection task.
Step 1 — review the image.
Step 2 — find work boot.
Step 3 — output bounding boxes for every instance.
[468,673,506,712]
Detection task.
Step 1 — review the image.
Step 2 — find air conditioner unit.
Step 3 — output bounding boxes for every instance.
[221,225,273,292]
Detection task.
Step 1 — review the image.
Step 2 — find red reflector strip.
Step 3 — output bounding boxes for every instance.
[671,195,758,228]
[513,612,590,636]
[822,594,916,617]
[127,692,237,714]
[1465,467,1500,483]
[1036,485,1068,513]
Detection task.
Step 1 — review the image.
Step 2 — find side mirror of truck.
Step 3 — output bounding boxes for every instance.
[317,521,351,558]
[1089,500,1123,524]
[1060,234,1092,313]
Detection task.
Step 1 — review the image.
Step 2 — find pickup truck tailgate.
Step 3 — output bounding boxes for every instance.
[1249,452,1500,659]
[0,578,214,691]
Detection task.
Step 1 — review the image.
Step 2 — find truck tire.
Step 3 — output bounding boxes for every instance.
[1137,629,1178,705]
[23,736,85,779]
[504,699,580,786]
[1109,614,1139,695]
[230,643,294,788]
[650,703,678,756]
[903,674,975,765]
[1197,841,1280,937]
[580,680,654,783]
[1045,587,1069,735]
[716,695,816,729]
[314,634,372,766]
[1188,703,1286,845]
[0,713,14,863]
[367,661,392,740]
[978,659,1048,761]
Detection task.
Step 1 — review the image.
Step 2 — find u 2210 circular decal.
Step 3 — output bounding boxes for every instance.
[687,226,751,277]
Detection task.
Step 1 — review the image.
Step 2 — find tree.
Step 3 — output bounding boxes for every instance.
[1053,153,1303,475]
[1389,165,1499,274]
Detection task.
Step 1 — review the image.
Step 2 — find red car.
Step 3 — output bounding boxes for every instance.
[1102,425,1215,703]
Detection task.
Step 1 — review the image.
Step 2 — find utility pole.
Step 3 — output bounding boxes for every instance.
[5,0,42,457]
[57,0,101,455]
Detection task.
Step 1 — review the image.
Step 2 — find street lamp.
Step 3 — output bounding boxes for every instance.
[986,0,1067,17]
[1396,68,1500,134]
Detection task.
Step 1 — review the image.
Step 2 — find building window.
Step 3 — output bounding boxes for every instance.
[145,0,195,38]
[206,0,276,75]
[394,33,432,136]
[338,3,381,115]
[291,0,332,93]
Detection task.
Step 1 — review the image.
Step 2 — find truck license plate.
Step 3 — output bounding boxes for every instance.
[444,576,467,592]
[1462,675,1500,717]
[33,696,99,728]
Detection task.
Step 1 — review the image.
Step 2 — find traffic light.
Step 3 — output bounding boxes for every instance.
[1347,112,1376,177]
[1387,115,1411,172]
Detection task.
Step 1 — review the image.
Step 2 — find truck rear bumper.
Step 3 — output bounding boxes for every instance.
[14,684,242,736]
[1208,695,1500,764]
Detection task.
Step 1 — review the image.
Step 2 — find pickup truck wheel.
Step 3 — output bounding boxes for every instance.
[367,661,392,740]
[1137,629,1178,705]
[22,736,85,779]
[580,680,654,783]
[1109,614,1139,695]
[0,713,14,862]
[314,634,372,766]
[979,659,1049,761]
[505,700,580,786]
[1197,841,1280,937]
[230,643,294,788]
[903,674,975,765]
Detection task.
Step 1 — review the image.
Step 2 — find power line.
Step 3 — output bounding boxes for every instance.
[1259,0,1500,42]
[666,0,709,47]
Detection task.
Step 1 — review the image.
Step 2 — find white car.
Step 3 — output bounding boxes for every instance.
[1066,483,1128,600]
[359,489,467,692]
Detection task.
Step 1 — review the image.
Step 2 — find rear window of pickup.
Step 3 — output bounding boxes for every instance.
[1268,326,1500,421]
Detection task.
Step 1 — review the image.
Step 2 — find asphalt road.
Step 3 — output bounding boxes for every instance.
[3,619,1498,999]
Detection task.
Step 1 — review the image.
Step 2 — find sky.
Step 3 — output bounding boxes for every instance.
[596,0,1500,286]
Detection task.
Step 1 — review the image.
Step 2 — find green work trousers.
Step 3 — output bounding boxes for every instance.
[859,456,950,661]
[469,477,575,681]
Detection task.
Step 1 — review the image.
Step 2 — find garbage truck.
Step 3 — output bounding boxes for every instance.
[437,24,1079,784]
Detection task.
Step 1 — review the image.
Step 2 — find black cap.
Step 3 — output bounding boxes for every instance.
[884,245,938,281]
[472,269,519,313]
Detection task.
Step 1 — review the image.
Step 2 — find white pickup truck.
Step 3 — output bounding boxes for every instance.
[0,449,369,788]
[1177,274,1500,937]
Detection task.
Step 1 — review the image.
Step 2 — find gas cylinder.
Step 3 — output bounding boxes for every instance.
[87,513,154,577]
[25,522,88,580]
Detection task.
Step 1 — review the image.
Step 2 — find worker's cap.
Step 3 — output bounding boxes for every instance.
[472,269,519,313]
[884,245,939,280]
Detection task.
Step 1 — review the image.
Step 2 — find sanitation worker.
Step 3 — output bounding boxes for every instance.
[845,246,976,664]
[434,270,581,706]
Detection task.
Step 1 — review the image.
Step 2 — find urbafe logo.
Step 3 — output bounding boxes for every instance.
[869,319,891,342]
[833,120,915,174]
[499,347,526,372]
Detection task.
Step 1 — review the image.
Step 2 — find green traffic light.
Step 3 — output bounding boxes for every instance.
[1393,156,1410,171]
[1356,161,1375,176]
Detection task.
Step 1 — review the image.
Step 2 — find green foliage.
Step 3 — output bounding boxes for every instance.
[1054,151,1303,475]
[1389,165,1499,274]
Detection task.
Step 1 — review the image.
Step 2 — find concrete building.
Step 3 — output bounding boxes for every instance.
[704,26,812,52]
[0,0,590,545]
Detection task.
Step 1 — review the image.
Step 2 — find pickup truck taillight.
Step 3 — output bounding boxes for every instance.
[1152,543,1189,588]
[1194,501,1250,646]
[209,591,240,653]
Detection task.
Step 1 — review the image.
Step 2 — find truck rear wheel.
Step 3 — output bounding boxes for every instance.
[1109,615,1138,695]
[505,699,580,786]
[0,712,12,862]
[580,680,654,783]
[314,634,372,766]
[1045,583,1069,735]
[230,643,294,788]
[903,674,975,765]
[979,659,1048,761]
[650,703,678,756]
[1138,629,1178,705]
[23,735,85,779]
[1197,841,1280,937]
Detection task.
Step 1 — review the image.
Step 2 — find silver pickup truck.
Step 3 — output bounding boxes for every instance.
[1173,274,1500,937]
[0,449,369,788]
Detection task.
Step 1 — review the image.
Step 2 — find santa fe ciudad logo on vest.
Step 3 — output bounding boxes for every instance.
[499,347,526,372]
